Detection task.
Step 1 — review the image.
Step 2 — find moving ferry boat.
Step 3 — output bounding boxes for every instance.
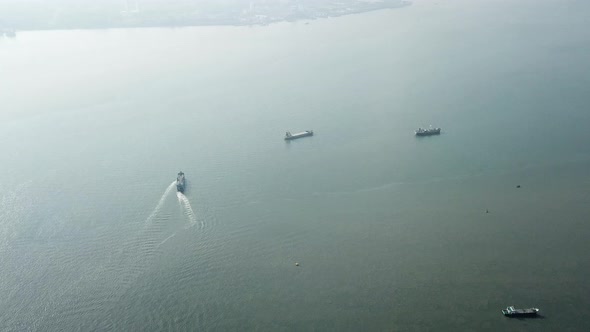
[176,171,185,193]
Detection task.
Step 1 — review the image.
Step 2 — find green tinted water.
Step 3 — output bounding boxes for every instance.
[1,0,590,330]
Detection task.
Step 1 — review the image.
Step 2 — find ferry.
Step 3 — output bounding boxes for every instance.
[176,171,185,193]
[501,306,539,317]
[285,130,313,140]
[415,126,441,136]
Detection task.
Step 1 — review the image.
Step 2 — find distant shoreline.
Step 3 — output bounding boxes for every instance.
[0,1,411,33]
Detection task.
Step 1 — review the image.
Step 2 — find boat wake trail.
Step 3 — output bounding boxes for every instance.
[177,192,202,229]
[156,233,176,248]
[144,181,176,224]
[52,180,182,325]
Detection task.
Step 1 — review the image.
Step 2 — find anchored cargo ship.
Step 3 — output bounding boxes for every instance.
[415,126,441,136]
[285,130,313,140]
[501,306,539,317]
[176,171,185,193]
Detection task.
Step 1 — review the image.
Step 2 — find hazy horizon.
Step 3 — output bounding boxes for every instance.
[0,0,409,30]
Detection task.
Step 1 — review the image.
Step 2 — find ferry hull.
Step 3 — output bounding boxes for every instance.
[176,171,185,193]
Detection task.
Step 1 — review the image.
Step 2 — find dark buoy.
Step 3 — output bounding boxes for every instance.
[486,209,489,213]
[516,185,521,188]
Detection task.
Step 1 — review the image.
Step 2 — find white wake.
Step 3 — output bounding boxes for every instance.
[177,192,201,228]
[143,181,176,224]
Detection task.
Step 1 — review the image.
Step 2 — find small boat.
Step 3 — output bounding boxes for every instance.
[285,130,313,140]
[501,306,539,317]
[415,126,441,136]
[176,171,185,193]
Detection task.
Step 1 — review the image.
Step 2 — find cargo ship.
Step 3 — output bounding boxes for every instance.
[501,306,539,317]
[415,126,441,136]
[285,130,313,140]
[176,171,185,193]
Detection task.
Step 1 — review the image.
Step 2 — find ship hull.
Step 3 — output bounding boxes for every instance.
[502,312,538,317]
[285,131,313,140]
[415,130,441,136]
[502,307,539,317]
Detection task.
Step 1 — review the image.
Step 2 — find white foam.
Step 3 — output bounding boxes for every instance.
[177,192,201,228]
[156,233,176,248]
[143,181,176,224]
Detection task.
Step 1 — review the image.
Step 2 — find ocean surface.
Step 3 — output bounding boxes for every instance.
[1,0,590,330]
